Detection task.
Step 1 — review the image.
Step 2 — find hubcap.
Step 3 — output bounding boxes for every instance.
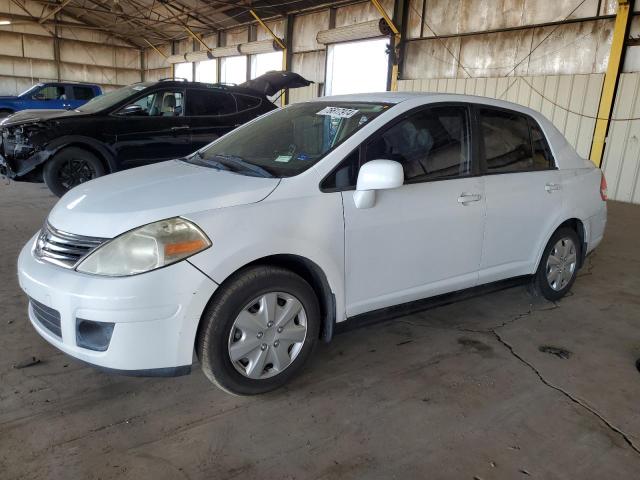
[58,158,96,189]
[546,237,577,291]
[227,292,308,380]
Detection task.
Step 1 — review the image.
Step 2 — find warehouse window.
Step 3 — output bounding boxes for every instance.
[251,51,284,105]
[221,56,247,85]
[174,62,193,81]
[195,59,217,83]
[251,51,283,79]
[325,38,389,95]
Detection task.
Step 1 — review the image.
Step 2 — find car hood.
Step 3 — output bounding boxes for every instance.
[0,95,19,100]
[0,108,88,126]
[47,160,280,238]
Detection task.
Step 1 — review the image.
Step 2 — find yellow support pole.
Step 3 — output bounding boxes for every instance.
[370,0,401,91]
[249,9,288,105]
[143,38,167,59]
[590,0,631,167]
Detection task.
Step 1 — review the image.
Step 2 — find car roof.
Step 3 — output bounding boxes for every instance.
[149,80,264,96]
[318,91,551,126]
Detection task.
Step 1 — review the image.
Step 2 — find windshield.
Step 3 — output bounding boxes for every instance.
[187,101,391,177]
[76,83,153,113]
[19,84,43,97]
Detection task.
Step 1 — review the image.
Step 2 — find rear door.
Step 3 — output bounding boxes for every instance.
[113,87,191,168]
[185,88,239,151]
[476,106,562,283]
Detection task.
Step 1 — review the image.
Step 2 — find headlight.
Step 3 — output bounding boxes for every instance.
[76,217,211,276]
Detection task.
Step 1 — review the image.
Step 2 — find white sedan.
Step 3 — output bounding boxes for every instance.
[17,92,607,394]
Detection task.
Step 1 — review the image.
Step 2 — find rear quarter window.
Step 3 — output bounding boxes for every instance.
[234,94,262,112]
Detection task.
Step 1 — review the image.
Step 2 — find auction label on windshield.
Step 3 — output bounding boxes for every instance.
[316,106,359,118]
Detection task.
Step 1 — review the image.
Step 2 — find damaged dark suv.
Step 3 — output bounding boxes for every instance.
[0,72,310,196]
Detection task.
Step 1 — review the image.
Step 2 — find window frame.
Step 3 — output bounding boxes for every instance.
[320,102,478,193]
[185,88,238,117]
[472,104,557,176]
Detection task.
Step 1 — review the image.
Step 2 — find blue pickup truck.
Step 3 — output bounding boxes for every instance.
[0,82,102,117]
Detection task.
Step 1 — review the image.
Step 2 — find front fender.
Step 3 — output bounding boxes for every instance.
[185,194,346,324]
[44,135,117,172]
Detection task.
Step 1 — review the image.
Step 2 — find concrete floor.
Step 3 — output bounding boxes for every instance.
[1,181,640,480]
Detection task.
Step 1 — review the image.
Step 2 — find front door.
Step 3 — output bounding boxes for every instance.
[29,84,67,110]
[475,106,564,283]
[342,105,486,316]
[113,88,192,168]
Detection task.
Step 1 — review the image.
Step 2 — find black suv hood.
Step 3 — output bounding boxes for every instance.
[0,108,88,127]
[240,71,312,97]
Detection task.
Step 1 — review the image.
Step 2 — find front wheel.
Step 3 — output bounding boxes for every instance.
[196,266,320,395]
[534,227,581,301]
[43,147,105,197]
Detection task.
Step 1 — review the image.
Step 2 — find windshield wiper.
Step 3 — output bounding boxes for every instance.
[207,154,274,178]
[189,151,231,172]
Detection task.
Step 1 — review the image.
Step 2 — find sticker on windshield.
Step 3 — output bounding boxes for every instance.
[274,154,292,163]
[316,106,359,118]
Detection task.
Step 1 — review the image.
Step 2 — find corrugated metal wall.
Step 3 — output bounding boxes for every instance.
[601,73,640,203]
[0,0,141,94]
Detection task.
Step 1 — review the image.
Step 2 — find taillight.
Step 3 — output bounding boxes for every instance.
[600,172,608,201]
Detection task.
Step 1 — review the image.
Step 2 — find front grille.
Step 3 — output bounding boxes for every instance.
[30,298,62,338]
[35,222,107,269]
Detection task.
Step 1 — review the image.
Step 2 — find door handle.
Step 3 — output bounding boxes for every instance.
[457,193,482,205]
[545,183,561,193]
[171,125,189,131]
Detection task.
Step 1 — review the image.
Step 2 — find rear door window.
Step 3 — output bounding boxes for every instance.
[186,89,237,116]
[530,120,555,169]
[72,86,95,100]
[478,108,554,173]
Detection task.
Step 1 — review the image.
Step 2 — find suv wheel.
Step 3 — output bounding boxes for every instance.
[43,147,105,197]
[534,227,581,301]
[197,266,320,395]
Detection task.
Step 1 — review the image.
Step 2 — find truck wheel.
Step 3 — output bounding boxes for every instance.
[0,109,13,118]
[43,147,105,197]
[197,265,320,395]
[534,227,581,301]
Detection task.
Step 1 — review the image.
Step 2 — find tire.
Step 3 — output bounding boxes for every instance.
[196,265,320,395]
[534,227,581,301]
[0,109,13,118]
[43,147,105,197]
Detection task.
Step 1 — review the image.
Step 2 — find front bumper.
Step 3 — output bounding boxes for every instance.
[17,233,218,375]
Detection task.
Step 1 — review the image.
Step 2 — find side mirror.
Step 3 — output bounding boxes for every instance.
[118,104,145,116]
[353,159,404,209]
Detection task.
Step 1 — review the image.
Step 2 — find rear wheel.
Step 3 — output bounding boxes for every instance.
[196,266,320,395]
[534,227,581,301]
[43,147,105,197]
